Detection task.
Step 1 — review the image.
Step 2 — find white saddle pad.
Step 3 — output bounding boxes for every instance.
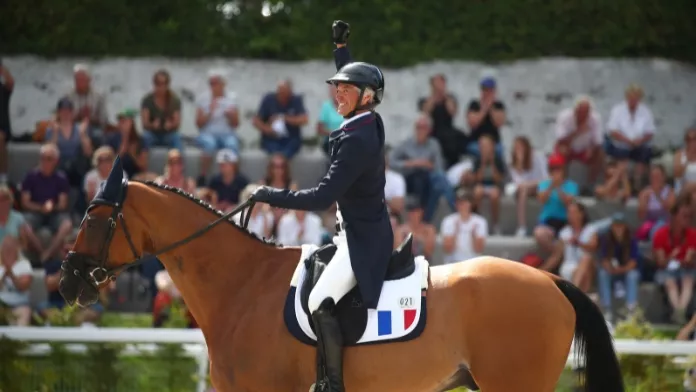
[290,244,430,344]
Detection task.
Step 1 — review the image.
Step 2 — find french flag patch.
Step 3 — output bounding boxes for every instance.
[377,309,417,336]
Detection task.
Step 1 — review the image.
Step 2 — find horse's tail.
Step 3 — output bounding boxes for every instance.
[554,278,624,392]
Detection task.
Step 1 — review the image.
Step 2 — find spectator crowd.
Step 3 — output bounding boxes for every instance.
[2,59,696,335]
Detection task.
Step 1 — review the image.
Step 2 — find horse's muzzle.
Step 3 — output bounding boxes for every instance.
[59,253,101,306]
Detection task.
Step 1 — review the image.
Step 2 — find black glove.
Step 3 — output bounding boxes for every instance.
[249,185,272,203]
[332,20,350,45]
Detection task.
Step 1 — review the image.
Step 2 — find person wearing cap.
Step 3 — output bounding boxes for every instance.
[533,153,579,255]
[554,95,604,184]
[207,149,249,213]
[605,83,656,188]
[440,188,488,264]
[250,20,391,392]
[45,97,94,187]
[0,60,14,183]
[252,78,308,160]
[597,213,641,322]
[195,70,240,186]
[465,76,506,158]
[63,64,109,130]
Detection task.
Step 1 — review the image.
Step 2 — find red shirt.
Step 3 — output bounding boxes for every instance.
[652,226,696,265]
[152,292,198,328]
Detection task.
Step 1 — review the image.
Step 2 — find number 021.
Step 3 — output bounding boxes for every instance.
[399,297,413,308]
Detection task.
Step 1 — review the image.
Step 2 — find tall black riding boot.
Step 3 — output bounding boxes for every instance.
[309,299,345,392]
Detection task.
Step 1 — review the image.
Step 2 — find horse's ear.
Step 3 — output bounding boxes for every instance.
[101,156,124,203]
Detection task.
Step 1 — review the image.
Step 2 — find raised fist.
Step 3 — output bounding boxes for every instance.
[332,20,350,45]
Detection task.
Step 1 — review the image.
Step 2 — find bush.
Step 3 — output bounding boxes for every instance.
[1,0,695,66]
[0,304,207,392]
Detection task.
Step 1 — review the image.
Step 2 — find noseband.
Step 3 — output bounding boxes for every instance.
[62,190,256,290]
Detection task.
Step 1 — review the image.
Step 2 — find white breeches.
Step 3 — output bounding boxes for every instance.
[308,213,357,313]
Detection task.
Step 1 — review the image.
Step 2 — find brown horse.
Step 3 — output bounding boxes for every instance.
[59,159,623,392]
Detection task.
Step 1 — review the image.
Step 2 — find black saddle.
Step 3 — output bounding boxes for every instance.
[299,233,416,345]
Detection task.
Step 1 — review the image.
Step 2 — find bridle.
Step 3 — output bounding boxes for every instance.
[61,182,256,291]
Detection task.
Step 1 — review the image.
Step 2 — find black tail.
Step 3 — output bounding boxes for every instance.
[554,279,624,392]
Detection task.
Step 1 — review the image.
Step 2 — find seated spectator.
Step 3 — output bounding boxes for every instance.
[277,210,323,246]
[316,84,343,156]
[0,185,41,255]
[652,196,696,324]
[64,64,109,138]
[384,148,406,216]
[534,154,579,255]
[465,77,505,158]
[155,149,196,195]
[252,79,308,159]
[0,62,15,183]
[507,136,548,237]
[605,84,655,189]
[673,126,696,196]
[542,201,596,292]
[259,153,298,230]
[195,70,240,186]
[440,189,487,264]
[21,144,73,261]
[45,98,94,187]
[37,234,107,325]
[0,236,32,326]
[597,213,640,322]
[594,160,631,204]
[418,74,463,168]
[398,200,436,260]
[233,184,275,239]
[208,149,249,213]
[140,69,183,150]
[637,164,674,241]
[115,109,141,159]
[554,96,603,184]
[152,270,197,328]
[390,114,455,222]
[468,135,505,234]
[84,146,127,202]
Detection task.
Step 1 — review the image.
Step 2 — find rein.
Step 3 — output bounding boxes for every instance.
[63,190,257,289]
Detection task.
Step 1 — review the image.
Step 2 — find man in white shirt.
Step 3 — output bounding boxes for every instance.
[439,189,488,264]
[605,84,655,185]
[0,236,33,326]
[277,210,324,246]
[554,96,603,183]
[384,148,406,215]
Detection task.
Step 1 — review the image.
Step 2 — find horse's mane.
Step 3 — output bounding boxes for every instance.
[136,180,280,247]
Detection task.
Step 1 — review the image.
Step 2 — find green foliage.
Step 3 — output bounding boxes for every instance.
[613,309,683,391]
[0,306,205,392]
[1,0,694,66]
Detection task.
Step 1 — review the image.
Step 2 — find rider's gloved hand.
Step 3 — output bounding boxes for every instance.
[332,20,350,45]
[249,185,272,203]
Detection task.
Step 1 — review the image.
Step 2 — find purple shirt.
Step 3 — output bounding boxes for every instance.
[21,169,70,204]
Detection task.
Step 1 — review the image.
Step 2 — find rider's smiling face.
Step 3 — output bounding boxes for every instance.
[334,82,371,116]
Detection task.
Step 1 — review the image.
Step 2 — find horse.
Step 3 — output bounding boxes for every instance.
[59,157,624,392]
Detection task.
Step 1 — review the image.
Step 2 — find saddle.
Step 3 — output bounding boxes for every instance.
[299,233,416,345]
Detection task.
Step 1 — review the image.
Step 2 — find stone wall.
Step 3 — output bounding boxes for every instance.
[4,56,696,152]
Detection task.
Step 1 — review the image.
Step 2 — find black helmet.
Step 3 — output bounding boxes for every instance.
[327,62,385,109]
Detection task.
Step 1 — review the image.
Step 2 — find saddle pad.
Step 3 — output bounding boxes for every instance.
[287,244,429,345]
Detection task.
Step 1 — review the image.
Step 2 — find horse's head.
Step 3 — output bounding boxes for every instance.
[60,156,148,306]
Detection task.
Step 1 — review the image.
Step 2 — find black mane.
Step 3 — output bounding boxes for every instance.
[136,180,280,247]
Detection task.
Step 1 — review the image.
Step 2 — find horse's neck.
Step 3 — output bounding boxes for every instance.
[141,191,300,334]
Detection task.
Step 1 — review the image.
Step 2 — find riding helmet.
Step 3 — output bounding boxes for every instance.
[327,62,385,107]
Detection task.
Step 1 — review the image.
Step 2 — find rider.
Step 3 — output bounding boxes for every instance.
[251,20,393,392]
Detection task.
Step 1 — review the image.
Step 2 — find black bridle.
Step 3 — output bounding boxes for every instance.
[61,184,256,290]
